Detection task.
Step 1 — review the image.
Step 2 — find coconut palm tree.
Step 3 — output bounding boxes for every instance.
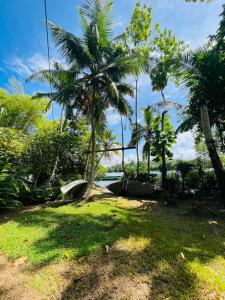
[45,0,137,195]
[95,128,121,172]
[178,47,225,202]
[130,108,156,176]
[27,62,81,131]
[27,62,83,184]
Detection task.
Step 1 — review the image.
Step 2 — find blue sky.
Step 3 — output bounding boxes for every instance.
[0,0,224,165]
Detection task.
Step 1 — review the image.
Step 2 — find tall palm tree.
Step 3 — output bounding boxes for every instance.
[130,108,156,175]
[46,0,137,194]
[178,48,225,202]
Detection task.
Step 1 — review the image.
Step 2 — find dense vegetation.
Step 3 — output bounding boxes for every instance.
[0,0,225,209]
[0,1,225,299]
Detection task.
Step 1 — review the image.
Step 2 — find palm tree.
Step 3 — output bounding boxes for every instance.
[27,62,80,131]
[178,48,225,202]
[95,128,121,172]
[27,62,82,184]
[46,0,137,195]
[147,60,182,187]
[130,108,156,176]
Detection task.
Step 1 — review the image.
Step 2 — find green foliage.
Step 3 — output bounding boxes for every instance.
[185,169,199,191]
[151,114,176,162]
[26,119,89,186]
[0,89,47,132]
[0,161,28,209]
[31,186,61,203]
[126,1,152,46]
[0,89,90,205]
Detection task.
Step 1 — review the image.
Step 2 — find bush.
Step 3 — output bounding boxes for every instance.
[31,186,61,203]
[0,162,27,210]
[161,175,179,206]
[185,170,200,191]
[185,169,218,195]
[202,170,217,193]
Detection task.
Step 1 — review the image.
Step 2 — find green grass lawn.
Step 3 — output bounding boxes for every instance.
[0,195,225,299]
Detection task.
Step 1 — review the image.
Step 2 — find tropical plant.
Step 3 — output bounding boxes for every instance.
[176,161,194,194]
[177,22,225,202]
[45,0,137,195]
[0,89,47,132]
[151,112,176,189]
[95,128,121,172]
[130,108,157,175]
[124,1,152,175]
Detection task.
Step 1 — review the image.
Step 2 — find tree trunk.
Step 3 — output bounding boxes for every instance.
[200,105,225,203]
[135,76,140,176]
[161,111,167,189]
[121,116,125,174]
[48,104,65,186]
[83,137,92,180]
[147,148,150,176]
[160,88,166,102]
[89,120,96,189]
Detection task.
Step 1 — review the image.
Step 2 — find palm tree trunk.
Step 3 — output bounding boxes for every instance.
[121,115,125,174]
[135,75,140,176]
[89,91,97,190]
[161,111,167,189]
[83,137,92,180]
[160,88,166,102]
[200,105,225,203]
[147,148,150,176]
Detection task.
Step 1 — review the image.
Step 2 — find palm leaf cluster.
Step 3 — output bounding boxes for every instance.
[28,0,139,188]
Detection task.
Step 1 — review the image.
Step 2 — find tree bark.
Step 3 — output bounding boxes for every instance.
[200,105,225,203]
[88,91,97,191]
[83,137,92,180]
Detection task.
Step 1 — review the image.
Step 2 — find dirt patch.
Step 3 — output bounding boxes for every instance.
[0,255,40,300]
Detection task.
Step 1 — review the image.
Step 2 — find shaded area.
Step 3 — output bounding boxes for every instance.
[0,196,225,299]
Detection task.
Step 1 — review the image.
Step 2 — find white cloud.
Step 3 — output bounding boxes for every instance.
[113,21,124,29]
[5,53,64,77]
[6,57,32,77]
[172,131,196,160]
[106,108,121,125]
[102,152,136,167]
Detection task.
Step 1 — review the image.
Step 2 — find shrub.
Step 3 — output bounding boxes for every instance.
[185,170,200,191]
[31,186,61,203]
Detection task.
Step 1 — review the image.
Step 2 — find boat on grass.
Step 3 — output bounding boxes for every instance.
[107,181,161,198]
[61,180,88,202]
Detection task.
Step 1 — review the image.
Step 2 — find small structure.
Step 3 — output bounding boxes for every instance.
[61,180,88,202]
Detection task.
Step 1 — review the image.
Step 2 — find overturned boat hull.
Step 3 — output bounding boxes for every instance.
[61,180,88,202]
[107,181,161,198]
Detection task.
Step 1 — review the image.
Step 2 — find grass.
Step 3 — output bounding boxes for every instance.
[0,195,225,299]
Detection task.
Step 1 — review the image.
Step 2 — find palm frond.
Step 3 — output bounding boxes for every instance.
[48,21,91,67]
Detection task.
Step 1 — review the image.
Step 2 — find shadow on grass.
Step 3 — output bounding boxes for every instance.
[2,197,225,298]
